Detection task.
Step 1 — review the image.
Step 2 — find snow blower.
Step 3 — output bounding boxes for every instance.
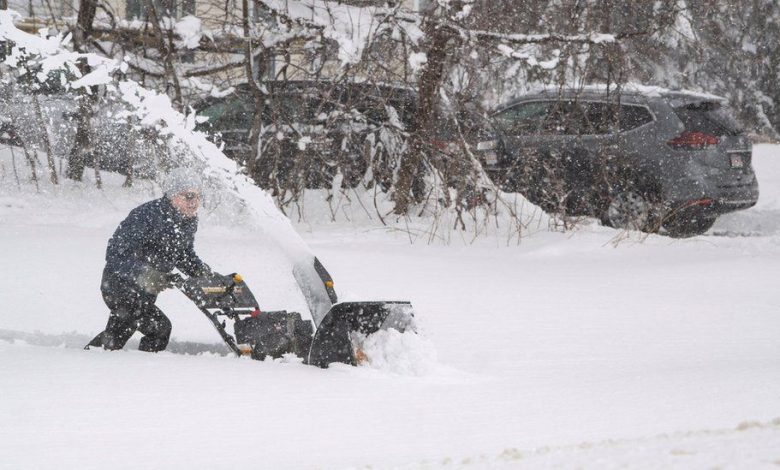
[174,269,415,368]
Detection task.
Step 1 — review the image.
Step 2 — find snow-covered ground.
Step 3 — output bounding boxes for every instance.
[1,145,779,469]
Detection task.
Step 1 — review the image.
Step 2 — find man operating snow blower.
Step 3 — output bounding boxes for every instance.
[86,167,213,352]
[85,168,417,366]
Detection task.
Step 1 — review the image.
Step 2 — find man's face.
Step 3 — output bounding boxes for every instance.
[170,190,201,218]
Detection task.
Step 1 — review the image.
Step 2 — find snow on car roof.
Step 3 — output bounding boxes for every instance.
[522,82,727,100]
[494,83,727,111]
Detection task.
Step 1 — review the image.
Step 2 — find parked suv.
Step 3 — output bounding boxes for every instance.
[476,85,759,237]
[196,81,416,190]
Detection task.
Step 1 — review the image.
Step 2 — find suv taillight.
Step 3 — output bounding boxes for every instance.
[432,139,448,151]
[432,139,459,154]
[667,131,719,149]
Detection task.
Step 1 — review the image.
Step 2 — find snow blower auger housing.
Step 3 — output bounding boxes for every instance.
[176,273,415,367]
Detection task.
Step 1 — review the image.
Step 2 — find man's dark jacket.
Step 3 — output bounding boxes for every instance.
[102,196,208,290]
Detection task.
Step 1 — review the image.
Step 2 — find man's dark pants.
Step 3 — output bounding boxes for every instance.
[88,278,172,352]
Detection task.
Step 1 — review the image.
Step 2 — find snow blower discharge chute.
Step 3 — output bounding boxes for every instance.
[172,266,415,368]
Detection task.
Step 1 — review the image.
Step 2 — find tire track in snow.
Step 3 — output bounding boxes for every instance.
[0,329,231,356]
[389,419,780,469]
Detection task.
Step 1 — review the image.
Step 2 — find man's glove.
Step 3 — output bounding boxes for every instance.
[136,266,177,295]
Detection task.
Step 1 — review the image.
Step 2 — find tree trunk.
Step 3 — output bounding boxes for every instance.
[393,18,456,215]
[22,143,40,192]
[31,94,58,184]
[66,0,98,181]
[66,91,96,181]
[144,0,183,110]
[0,0,7,65]
[242,0,268,185]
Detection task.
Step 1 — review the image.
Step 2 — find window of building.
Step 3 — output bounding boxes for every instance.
[126,0,195,21]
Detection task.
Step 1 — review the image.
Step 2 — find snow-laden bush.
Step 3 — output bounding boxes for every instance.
[0,10,337,323]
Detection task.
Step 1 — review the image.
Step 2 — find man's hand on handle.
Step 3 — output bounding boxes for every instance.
[137,266,183,294]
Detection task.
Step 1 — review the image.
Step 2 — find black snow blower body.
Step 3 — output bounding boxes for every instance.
[176,267,415,368]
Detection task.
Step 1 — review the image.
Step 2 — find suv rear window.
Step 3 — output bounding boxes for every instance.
[673,101,743,136]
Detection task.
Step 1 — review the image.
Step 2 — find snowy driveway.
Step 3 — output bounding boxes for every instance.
[1,146,779,469]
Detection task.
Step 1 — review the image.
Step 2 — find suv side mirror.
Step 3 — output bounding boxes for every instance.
[476,140,498,151]
[476,140,500,165]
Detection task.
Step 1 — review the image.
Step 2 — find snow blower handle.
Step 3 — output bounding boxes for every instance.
[225,273,243,295]
[168,272,232,290]
[167,273,186,289]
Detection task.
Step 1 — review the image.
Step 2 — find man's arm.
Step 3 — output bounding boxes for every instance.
[105,209,153,284]
[177,233,210,278]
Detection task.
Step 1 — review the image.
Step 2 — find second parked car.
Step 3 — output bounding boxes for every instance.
[196,80,416,191]
[476,85,759,237]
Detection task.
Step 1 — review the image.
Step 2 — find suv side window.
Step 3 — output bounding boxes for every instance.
[582,102,618,135]
[618,104,653,132]
[540,101,591,135]
[493,101,549,135]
